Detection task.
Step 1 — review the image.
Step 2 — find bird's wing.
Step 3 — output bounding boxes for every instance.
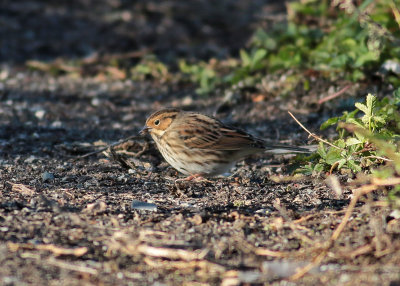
[176,114,264,150]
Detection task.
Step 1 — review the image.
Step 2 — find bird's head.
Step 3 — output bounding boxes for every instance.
[140,108,181,138]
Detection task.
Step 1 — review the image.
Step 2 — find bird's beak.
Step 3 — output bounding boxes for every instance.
[139,126,150,135]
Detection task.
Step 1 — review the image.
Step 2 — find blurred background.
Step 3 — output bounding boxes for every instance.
[0,0,282,64]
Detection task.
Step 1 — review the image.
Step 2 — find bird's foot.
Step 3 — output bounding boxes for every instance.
[174,174,211,184]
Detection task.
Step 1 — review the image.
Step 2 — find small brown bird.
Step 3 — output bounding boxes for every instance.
[140,108,309,180]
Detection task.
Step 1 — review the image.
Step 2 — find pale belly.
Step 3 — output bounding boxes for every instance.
[155,141,235,176]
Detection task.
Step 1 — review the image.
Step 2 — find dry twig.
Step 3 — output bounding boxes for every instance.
[288,111,344,151]
[136,244,208,261]
[74,134,142,160]
[143,257,225,274]
[7,242,88,257]
[254,248,287,258]
[318,85,351,105]
[45,257,98,275]
[290,176,397,280]
[8,182,35,196]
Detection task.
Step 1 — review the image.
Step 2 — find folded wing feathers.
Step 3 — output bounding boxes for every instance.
[179,113,310,153]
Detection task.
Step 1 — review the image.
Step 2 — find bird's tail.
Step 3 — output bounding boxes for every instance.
[263,143,315,154]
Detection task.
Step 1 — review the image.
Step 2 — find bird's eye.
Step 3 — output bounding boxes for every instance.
[154,119,160,126]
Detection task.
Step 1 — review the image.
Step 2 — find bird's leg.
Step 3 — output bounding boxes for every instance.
[174,175,195,190]
[185,174,203,181]
[174,174,211,184]
[175,174,202,183]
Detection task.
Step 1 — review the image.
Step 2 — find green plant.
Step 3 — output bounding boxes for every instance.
[222,49,267,85]
[299,92,400,175]
[179,60,221,95]
[178,1,400,95]
[131,55,169,81]
[255,0,399,81]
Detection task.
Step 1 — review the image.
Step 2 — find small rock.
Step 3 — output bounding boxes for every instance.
[238,271,261,283]
[91,98,101,106]
[84,201,107,215]
[255,208,270,215]
[35,110,46,120]
[0,69,9,80]
[131,200,157,212]
[42,172,55,182]
[11,183,35,196]
[181,96,193,105]
[262,261,318,278]
[188,214,202,225]
[51,121,62,128]
[380,59,400,75]
[24,155,38,164]
[179,202,195,208]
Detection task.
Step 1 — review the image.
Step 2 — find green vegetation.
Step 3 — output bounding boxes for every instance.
[178,60,220,95]
[299,92,400,175]
[174,0,400,94]
[131,55,169,82]
[296,89,400,209]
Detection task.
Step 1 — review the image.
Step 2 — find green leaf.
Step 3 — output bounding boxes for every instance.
[351,70,365,81]
[335,139,346,149]
[355,102,368,114]
[374,115,386,124]
[240,50,251,67]
[347,160,362,172]
[341,109,359,121]
[346,137,362,146]
[317,142,327,159]
[354,51,379,67]
[313,163,325,173]
[251,49,267,69]
[326,148,342,165]
[354,131,366,142]
[366,93,376,112]
[346,118,365,128]
[393,88,400,104]
[320,117,339,130]
[337,158,347,170]
[348,143,362,154]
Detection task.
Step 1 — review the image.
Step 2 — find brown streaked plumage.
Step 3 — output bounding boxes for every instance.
[141,108,309,178]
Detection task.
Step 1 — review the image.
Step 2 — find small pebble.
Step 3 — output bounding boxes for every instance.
[25,155,38,164]
[51,121,62,128]
[380,59,400,75]
[35,110,45,120]
[91,98,101,106]
[131,200,157,212]
[84,201,107,214]
[42,172,55,182]
[238,271,261,283]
